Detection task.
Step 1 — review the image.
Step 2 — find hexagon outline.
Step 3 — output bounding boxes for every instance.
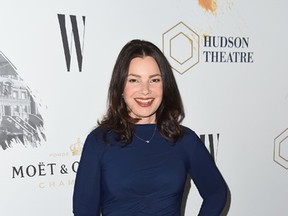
[162,21,200,74]
[273,128,288,169]
[170,32,193,65]
[279,135,288,161]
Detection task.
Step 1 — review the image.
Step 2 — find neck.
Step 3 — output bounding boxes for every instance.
[135,118,156,125]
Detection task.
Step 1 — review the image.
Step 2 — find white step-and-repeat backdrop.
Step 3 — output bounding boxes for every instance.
[1,0,287,215]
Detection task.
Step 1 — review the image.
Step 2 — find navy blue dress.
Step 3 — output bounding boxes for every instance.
[73,124,227,216]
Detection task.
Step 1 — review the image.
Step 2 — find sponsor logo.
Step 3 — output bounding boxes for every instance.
[162,22,254,74]
[274,128,288,169]
[70,138,83,156]
[162,22,200,74]
[57,14,86,72]
[203,35,253,63]
[11,138,83,189]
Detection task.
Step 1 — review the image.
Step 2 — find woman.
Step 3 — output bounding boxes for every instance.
[73,39,228,216]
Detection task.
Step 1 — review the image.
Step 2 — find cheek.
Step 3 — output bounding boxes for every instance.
[155,86,163,97]
[123,84,134,97]
[123,87,135,106]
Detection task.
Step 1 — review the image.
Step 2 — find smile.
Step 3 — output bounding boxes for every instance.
[135,98,154,106]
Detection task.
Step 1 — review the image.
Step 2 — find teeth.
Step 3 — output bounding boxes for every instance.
[135,98,153,103]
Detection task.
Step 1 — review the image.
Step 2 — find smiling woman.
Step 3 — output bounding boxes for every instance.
[123,56,163,124]
[96,39,185,144]
[73,39,228,216]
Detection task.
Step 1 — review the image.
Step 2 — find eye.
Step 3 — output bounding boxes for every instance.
[150,77,162,83]
[127,78,139,83]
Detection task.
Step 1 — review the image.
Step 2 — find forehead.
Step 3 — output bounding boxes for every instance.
[128,56,161,75]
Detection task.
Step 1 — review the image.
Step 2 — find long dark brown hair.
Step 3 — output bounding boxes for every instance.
[98,39,185,144]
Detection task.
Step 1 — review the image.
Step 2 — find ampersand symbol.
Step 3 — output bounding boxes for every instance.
[60,164,68,174]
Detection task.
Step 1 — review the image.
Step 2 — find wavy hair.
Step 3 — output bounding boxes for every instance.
[98,39,185,144]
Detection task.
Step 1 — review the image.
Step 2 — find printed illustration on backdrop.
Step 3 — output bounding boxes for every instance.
[198,0,217,14]
[0,52,46,150]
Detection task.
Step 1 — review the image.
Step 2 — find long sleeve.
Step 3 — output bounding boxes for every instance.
[184,130,228,216]
[73,131,104,216]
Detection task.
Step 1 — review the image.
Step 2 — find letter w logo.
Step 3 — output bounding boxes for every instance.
[200,133,220,162]
[57,14,86,72]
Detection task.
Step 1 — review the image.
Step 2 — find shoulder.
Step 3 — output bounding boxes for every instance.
[81,127,110,159]
[87,127,105,141]
[177,125,204,150]
[180,125,200,141]
[177,126,213,161]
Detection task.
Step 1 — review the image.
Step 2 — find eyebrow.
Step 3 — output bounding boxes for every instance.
[127,73,162,78]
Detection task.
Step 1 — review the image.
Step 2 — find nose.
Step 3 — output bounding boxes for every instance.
[140,81,150,95]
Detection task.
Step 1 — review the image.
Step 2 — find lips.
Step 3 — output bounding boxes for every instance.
[135,98,154,107]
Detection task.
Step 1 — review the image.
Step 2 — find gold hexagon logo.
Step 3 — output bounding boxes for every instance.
[274,128,288,169]
[162,22,200,74]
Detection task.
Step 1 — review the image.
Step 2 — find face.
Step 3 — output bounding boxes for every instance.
[123,56,163,124]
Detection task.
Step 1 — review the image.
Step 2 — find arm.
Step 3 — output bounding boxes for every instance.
[186,131,228,216]
[73,131,103,216]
